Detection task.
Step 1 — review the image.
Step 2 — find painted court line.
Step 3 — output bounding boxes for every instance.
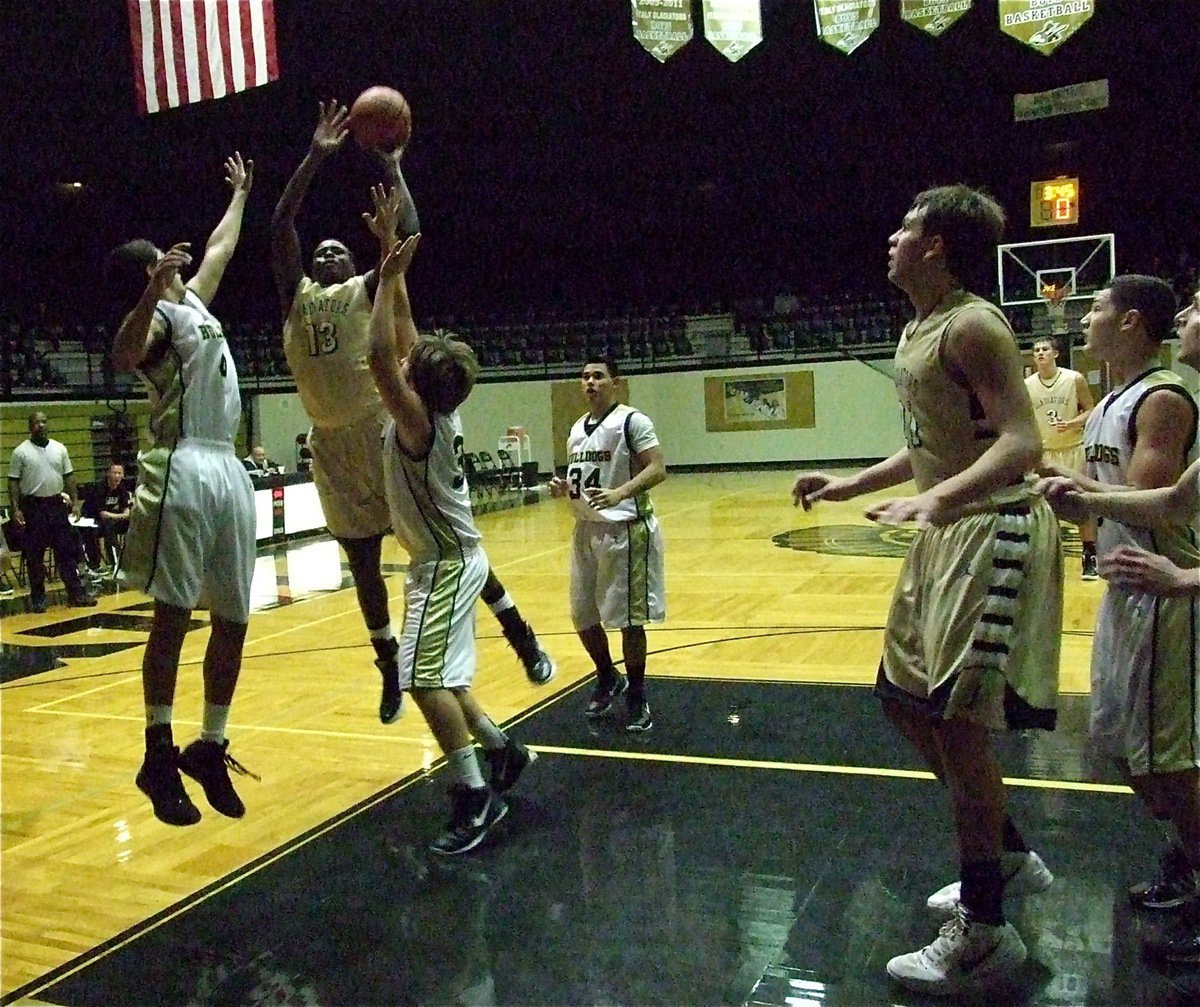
[530,745,1134,795]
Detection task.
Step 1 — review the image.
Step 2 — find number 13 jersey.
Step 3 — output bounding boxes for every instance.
[283,274,377,429]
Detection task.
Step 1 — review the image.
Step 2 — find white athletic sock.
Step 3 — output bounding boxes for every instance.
[201,702,230,744]
[145,705,172,728]
[369,624,395,641]
[448,745,486,789]
[487,592,515,616]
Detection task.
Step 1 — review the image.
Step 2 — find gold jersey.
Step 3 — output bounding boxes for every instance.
[893,289,1027,502]
[283,275,379,429]
[1025,367,1084,452]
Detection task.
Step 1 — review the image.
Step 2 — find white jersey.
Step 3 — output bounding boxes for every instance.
[142,289,240,446]
[283,275,378,430]
[382,411,482,564]
[565,404,659,523]
[1025,367,1084,452]
[1085,366,1198,562]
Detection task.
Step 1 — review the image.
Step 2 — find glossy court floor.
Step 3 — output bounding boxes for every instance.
[2,471,1197,1007]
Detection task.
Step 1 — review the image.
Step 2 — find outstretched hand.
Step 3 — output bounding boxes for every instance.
[224,151,254,194]
[362,183,401,244]
[311,99,349,157]
[148,243,192,298]
[791,471,856,510]
[379,233,421,281]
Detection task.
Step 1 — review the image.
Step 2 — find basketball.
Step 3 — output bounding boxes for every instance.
[348,86,412,151]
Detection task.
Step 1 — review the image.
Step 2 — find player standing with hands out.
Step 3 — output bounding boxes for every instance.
[793,185,1062,996]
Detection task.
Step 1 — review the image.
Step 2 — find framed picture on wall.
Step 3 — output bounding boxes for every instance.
[703,372,815,432]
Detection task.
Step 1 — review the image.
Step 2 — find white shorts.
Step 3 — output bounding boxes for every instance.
[1090,587,1200,776]
[570,516,666,630]
[400,545,489,691]
[310,412,391,540]
[121,441,255,623]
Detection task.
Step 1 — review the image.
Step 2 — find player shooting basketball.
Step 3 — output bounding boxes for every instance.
[271,102,554,728]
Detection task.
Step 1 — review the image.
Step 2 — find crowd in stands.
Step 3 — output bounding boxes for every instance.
[7,249,1197,397]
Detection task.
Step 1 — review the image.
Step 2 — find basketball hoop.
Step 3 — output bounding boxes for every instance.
[1041,283,1068,334]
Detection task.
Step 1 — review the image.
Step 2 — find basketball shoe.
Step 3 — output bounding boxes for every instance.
[505,620,556,685]
[374,637,403,724]
[136,724,201,827]
[178,738,259,818]
[887,906,1026,995]
[585,669,627,717]
[486,738,537,793]
[926,850,1054,914]
[430,785,508,856]
[1130,844,1197,910]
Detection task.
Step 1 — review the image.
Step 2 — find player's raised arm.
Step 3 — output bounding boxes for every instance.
[271,100,349,314]
[188,152,253,305]
[367,235,427,451]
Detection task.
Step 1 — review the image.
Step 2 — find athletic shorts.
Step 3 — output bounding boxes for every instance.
[121,440,255,623]
[310,412,390,540]
[876,496,1062,731]
[399,545,489,691]
[1043,445,1085,476]
[569,515,666,631]
[1090,588,1200,776]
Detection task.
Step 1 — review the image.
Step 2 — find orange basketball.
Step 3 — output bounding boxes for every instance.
[348,86,412,151]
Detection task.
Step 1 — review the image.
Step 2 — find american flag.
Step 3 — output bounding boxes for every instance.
[126,0,279,115]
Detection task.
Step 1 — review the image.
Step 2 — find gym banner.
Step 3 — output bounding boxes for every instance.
[813,0,880,55]
[631,0,694,63]
[999,0,1093,55]
[1014,79,1109,121]
[900,0,972,37]
[702,0,762,63]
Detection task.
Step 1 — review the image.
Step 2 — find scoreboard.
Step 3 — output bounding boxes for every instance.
[1030,177,1080,228]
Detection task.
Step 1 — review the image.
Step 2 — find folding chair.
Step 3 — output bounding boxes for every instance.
[474,452,506,495]
[494,449,523,491]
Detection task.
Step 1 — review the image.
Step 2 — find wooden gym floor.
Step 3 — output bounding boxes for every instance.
[2,470,1197,1006]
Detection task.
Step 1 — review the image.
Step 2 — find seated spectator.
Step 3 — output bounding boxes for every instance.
[81,462,131,572]
[243,445,282,477]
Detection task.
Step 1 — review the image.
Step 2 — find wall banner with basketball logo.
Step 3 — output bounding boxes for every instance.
[701,0,762,63]
[631,0,694,63]
[813,0,880,56]
[999,0,1093,56]
[900,0,972,38]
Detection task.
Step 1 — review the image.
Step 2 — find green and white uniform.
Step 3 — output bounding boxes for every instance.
[878,289,1062,731]
[565,403,665,630]
[1086,367,1199,775]
[382,410,487,691]
[121,289,255,622]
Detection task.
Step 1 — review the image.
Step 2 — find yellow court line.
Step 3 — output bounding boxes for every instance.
[530,745,1134,795]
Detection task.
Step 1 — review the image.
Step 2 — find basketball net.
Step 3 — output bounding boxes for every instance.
[1041,283,1068,334]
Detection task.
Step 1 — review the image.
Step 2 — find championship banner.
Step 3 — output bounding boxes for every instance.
[900,0,972,37]
[999,0,1093,56]
[631,0,693,63]
[813,0,880,55]
[1014,79,1109,121]
[702,0,762,63]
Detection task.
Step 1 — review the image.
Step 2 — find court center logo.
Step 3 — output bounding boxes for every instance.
[773,523,1087,558]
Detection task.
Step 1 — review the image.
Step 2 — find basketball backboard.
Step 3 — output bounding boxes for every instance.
[997,233,1115,307]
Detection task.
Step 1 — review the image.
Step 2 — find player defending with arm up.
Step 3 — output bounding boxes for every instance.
[106,153,259,828]
[366,236,538,856]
